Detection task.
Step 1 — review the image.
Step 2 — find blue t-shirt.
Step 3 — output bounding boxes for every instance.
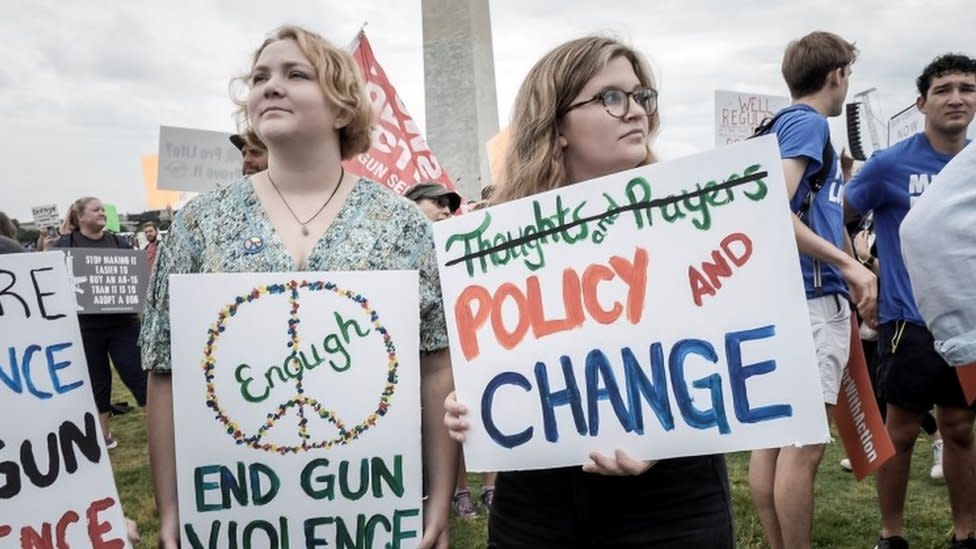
[845,132,964,325]
[772,104,848,299]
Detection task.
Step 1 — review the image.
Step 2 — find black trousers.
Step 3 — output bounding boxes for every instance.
[80,321,147,414]
[488,455,734,548]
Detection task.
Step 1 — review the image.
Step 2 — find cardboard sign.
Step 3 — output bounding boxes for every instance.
[31,204,61,230]
[157,126,242,193]
[888,104,924,146]
[715,90,790,146]
[834,317,894,480]
[0,252,131,547]
[346,32,456,197]
[170,272,423,548]
[63,249,148,314]
[433,136,830,471]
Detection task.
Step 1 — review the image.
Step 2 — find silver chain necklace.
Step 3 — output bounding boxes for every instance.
[266,167,344,236]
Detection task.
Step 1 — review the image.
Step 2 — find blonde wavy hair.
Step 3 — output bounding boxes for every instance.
[66,196,100,233]
[232,25,373,160]
[492,36,660,205]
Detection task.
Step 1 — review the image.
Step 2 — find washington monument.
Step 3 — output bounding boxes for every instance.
[422,0,500,201]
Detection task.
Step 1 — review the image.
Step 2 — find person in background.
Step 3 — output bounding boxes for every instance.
[748,31,877,549]
[845,53,976,549]
[405,182,461,221]
[142,220,161,271]
[902,140,976,368]
[53,196,147,450]
[230,129,269,176]
[0,210,24,253]
[405,182,496,517]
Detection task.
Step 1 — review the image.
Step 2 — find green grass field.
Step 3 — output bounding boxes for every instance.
[108,378,960,548]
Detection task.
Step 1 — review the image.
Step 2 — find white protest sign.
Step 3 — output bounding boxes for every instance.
[432,136,830,472]
[157,126,242,193]
[888,104,925,146]
[31,204,61,230]
[0,252,131,547]
[170,272,423,548]
[715,90,790,146]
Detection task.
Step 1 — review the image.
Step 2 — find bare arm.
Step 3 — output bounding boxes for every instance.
[852,229,881,275]
[147,372,180,548]
[419,349,459,549]
[783,158,878,326]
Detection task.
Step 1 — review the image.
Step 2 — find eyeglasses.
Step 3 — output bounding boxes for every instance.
[562,87,658,119]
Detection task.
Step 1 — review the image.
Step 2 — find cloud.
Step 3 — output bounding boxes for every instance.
[0,0,973,220]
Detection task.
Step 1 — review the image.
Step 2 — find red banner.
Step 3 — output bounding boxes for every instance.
[345,32,455,196]
[835,316,895,480]
[958,363,976,404]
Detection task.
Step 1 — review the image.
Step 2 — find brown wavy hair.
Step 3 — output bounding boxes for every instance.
[232,26,373,160]
[782,31,857,99]
[492,36,660,205]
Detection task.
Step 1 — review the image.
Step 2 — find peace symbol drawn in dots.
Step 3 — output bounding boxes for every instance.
[201,280,399,454]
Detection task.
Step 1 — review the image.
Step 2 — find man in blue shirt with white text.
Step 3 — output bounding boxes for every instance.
[846,53,976,549]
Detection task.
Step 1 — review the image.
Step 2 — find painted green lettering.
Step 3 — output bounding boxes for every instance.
[235,364,269,403]
[444,213,493,276]
[339,459,369,501]
[742,164,768,200]
[370,455,404,497]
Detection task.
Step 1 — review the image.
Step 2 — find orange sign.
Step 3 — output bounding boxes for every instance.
[142,155,183,210]
[486,127,510,188]
[834,317,895,480]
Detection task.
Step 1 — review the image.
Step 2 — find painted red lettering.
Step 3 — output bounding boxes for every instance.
[689,232,754,307]
[86,497,124,549]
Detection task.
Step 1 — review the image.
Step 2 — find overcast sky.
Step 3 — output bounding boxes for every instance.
[1,0,973,221]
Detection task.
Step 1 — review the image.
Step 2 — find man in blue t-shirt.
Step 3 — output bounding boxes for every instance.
[749,31,878,549]
[846,54,976,549]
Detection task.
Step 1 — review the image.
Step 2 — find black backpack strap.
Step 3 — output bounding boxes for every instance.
[751,112,783,138]
[750,109,834,222]
[794,136,834,220]
[113,233,128,248]
[53,233,73,248]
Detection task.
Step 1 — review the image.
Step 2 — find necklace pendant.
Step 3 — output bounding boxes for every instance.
[300,225,310,237]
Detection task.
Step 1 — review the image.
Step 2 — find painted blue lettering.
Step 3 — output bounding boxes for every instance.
[623,344,674,434]
[725,325,792,423]
[0,347,23,393]
[482,372,533,448]
[536,357,586,442]
[22,344,51,400]
[669,339,730,434]
[46,342,82,394]
[585,349,635,435]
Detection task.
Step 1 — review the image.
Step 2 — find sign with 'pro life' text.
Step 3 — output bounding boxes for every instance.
[433,136,830,471]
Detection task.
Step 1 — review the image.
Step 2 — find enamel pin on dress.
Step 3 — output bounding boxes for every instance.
[242,236,265,254]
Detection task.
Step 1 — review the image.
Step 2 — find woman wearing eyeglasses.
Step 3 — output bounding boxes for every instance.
[443,36,734,548]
